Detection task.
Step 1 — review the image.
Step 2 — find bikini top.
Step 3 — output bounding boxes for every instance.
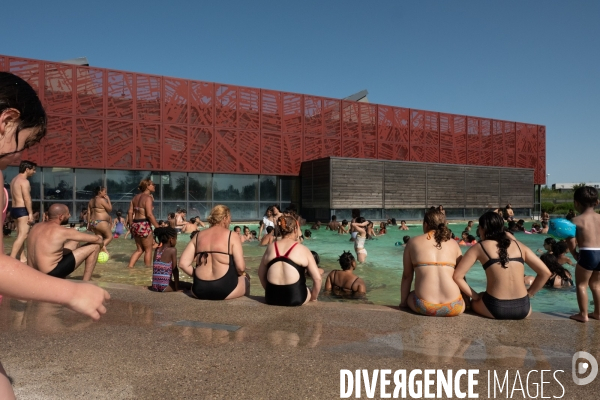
[265,242,305,276]
[479,240,524,270]
[414,261,456,268]
[194,231,233,268]
[330,270,360,292]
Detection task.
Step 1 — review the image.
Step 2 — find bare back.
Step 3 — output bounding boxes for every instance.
[130,194,151,220]
[477,240,528,299]
[405,233,463,303]
[263,239,311,285]
[194,227,245,280]
[573,211,600,248]
[88,197,111,222]
[10,174,30,208]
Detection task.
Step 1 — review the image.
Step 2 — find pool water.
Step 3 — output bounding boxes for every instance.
[30,222,582,314]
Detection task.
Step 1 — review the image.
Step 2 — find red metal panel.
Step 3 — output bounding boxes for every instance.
[106,120,134,168]
[360,103,377,142]
[44,63,73,115]
[439,114,466,164]
[410,110,439,163]
[516,123,537,169]
[504,121,516,167]
[342,101,359,139]
[378,105,410,161]
[215,85,238,128]
[136,74,161,122]
[19,141,43,165]
[536,126,546,184]
[261,90,281,132]
[0,56,5,71]
[135,123,161,169]
[323,138,341,158]
[189,127,213,172]
[282,93,302,134]
[215,129,259,173]
[342,102,377,158]
[76,67,104,117]
[282,134,302,175]
[164,78,188,124]
[492,120,505,167]
[261,132,282,174]
[304,96,323,136]
[341,139,360,158]
[190,81,213,127]
[43,116,73,166]
[467,117,481,165]
[9,58,40,93]
[303,135,323,161]
[239,87,260,130]
[75,118,104,168]
[323,99,341,138]
[107,71,134,119]
[238,130,260,173]
[480,118,493,166]
[163,125,188,171]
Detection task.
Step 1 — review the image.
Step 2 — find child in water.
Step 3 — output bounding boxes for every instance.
[399,220,409,231]
[378,222,387,235]
[338,220,349,234]
[149,227,189,292]
[324,251,366,295]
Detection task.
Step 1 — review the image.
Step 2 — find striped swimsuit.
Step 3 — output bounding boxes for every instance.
[151,248,173,292]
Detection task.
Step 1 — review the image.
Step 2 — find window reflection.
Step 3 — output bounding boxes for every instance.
[162,172,187,201]
[44,168,73,200]
[260,176,277,201]
[75,169,104,200]
[280,176,300,203]
[106,170,150,202]
[189,202,210,219]
[188,173,211,202]
[219,202,258,220]
[213,174,257,201]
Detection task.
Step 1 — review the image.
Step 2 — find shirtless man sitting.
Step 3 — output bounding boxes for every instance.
[10,160,37,262]
[181,217,201,234]
[27,204,103,281]
[175,209,186,233]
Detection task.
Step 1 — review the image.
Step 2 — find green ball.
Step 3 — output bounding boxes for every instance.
[97,251,109,264]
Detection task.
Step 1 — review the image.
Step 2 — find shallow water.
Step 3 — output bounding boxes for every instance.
[13,222,583,314]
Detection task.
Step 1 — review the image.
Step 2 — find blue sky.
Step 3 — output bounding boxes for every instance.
[2,1,598,184]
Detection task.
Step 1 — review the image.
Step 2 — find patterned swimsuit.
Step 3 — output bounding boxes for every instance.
[151,248,173,292]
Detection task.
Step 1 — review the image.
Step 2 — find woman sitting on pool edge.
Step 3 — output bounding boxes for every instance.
[179,205,249,300]
[325,251,366,297]
[399,208,465,317]
[258,214,321,306]
[453,212,551,320]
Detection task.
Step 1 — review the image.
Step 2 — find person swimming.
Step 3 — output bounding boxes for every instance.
[524,253,573,288]
[325,251,366,296]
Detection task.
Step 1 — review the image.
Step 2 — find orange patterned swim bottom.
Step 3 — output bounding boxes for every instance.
[411,293,465,317]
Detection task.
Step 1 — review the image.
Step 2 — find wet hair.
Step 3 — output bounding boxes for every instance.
[331,215,337,221]
[507,221,517,231]
[478,212,512,268]
[116,211,122,218]
[403,235,410,244]
[18,160,37,173]
[190,230,198,240]
[423,208,451,249]
[311,250,320,265]
[190,217,197,224]
[243,225,249,233]
[207,205,230,226]
[138,178,153,192]
[341,219,348,226]
[233,225,241,231]
[277,214,298,237]
[391,218,397,225]
[338,251,355,270]
[250,230,257,237]
[356,217,366,224]
[304,229,312,238]
[94,186,105,196]
[540,253,571,283]
[169,212,175,218]
[517,219,525,226]
[157,219,164,226]
[401,220,406,224]
[552,240,568,256]
[266,226,274,234]
[154,227,177,244]
[544,237,556,247]
[467,235,476,242]
[574,186,599,208]
[0,72,47,159]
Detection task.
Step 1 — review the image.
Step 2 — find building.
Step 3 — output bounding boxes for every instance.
[552,183,600,192]
[0,54,546,220]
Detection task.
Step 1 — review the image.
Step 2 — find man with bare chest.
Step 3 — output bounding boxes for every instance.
[9,160,36,262]
[27,204,103,281]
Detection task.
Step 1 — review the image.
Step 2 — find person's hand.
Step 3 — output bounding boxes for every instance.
[28,214,34,224]
[471,292,481,302]
[66,283,110,321]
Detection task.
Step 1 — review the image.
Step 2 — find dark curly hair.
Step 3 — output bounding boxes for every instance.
[423,208,451,249]
[540,253,571,283]
[338,251,355,270]
[552,240,568,256]
[154,227,177,244]
[479,211,511,268]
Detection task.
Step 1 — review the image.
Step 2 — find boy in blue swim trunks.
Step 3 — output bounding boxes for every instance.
[567,186,600,322]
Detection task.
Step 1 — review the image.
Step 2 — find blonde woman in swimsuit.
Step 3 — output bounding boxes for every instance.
[399,208,465,317]
[87,186,113,254]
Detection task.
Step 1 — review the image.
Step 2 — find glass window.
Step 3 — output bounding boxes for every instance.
[220,202,258,220]
[44,201,74,220]
[160,202,187,221]
[188,173,212,202]
[75,169,104,200]
[259,176,277,201]
[213,174,257,201]
[383,208,425,221]
[444,208,465,219]
[43,168,73,200]
[4,165,42,199]
[109,202,131,218]
[188,202,211,220]
[161,172,187,201]
[31,201,42,223]
[106,170,150,203]
[280,176,300,203]
[74,201,90,221]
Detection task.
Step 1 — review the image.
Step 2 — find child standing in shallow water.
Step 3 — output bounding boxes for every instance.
[567,186,600,322]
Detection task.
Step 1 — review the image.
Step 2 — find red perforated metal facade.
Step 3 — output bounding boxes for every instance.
[0,54,546,184]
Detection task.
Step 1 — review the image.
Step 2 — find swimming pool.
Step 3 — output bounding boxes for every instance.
[38,222,582,314]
